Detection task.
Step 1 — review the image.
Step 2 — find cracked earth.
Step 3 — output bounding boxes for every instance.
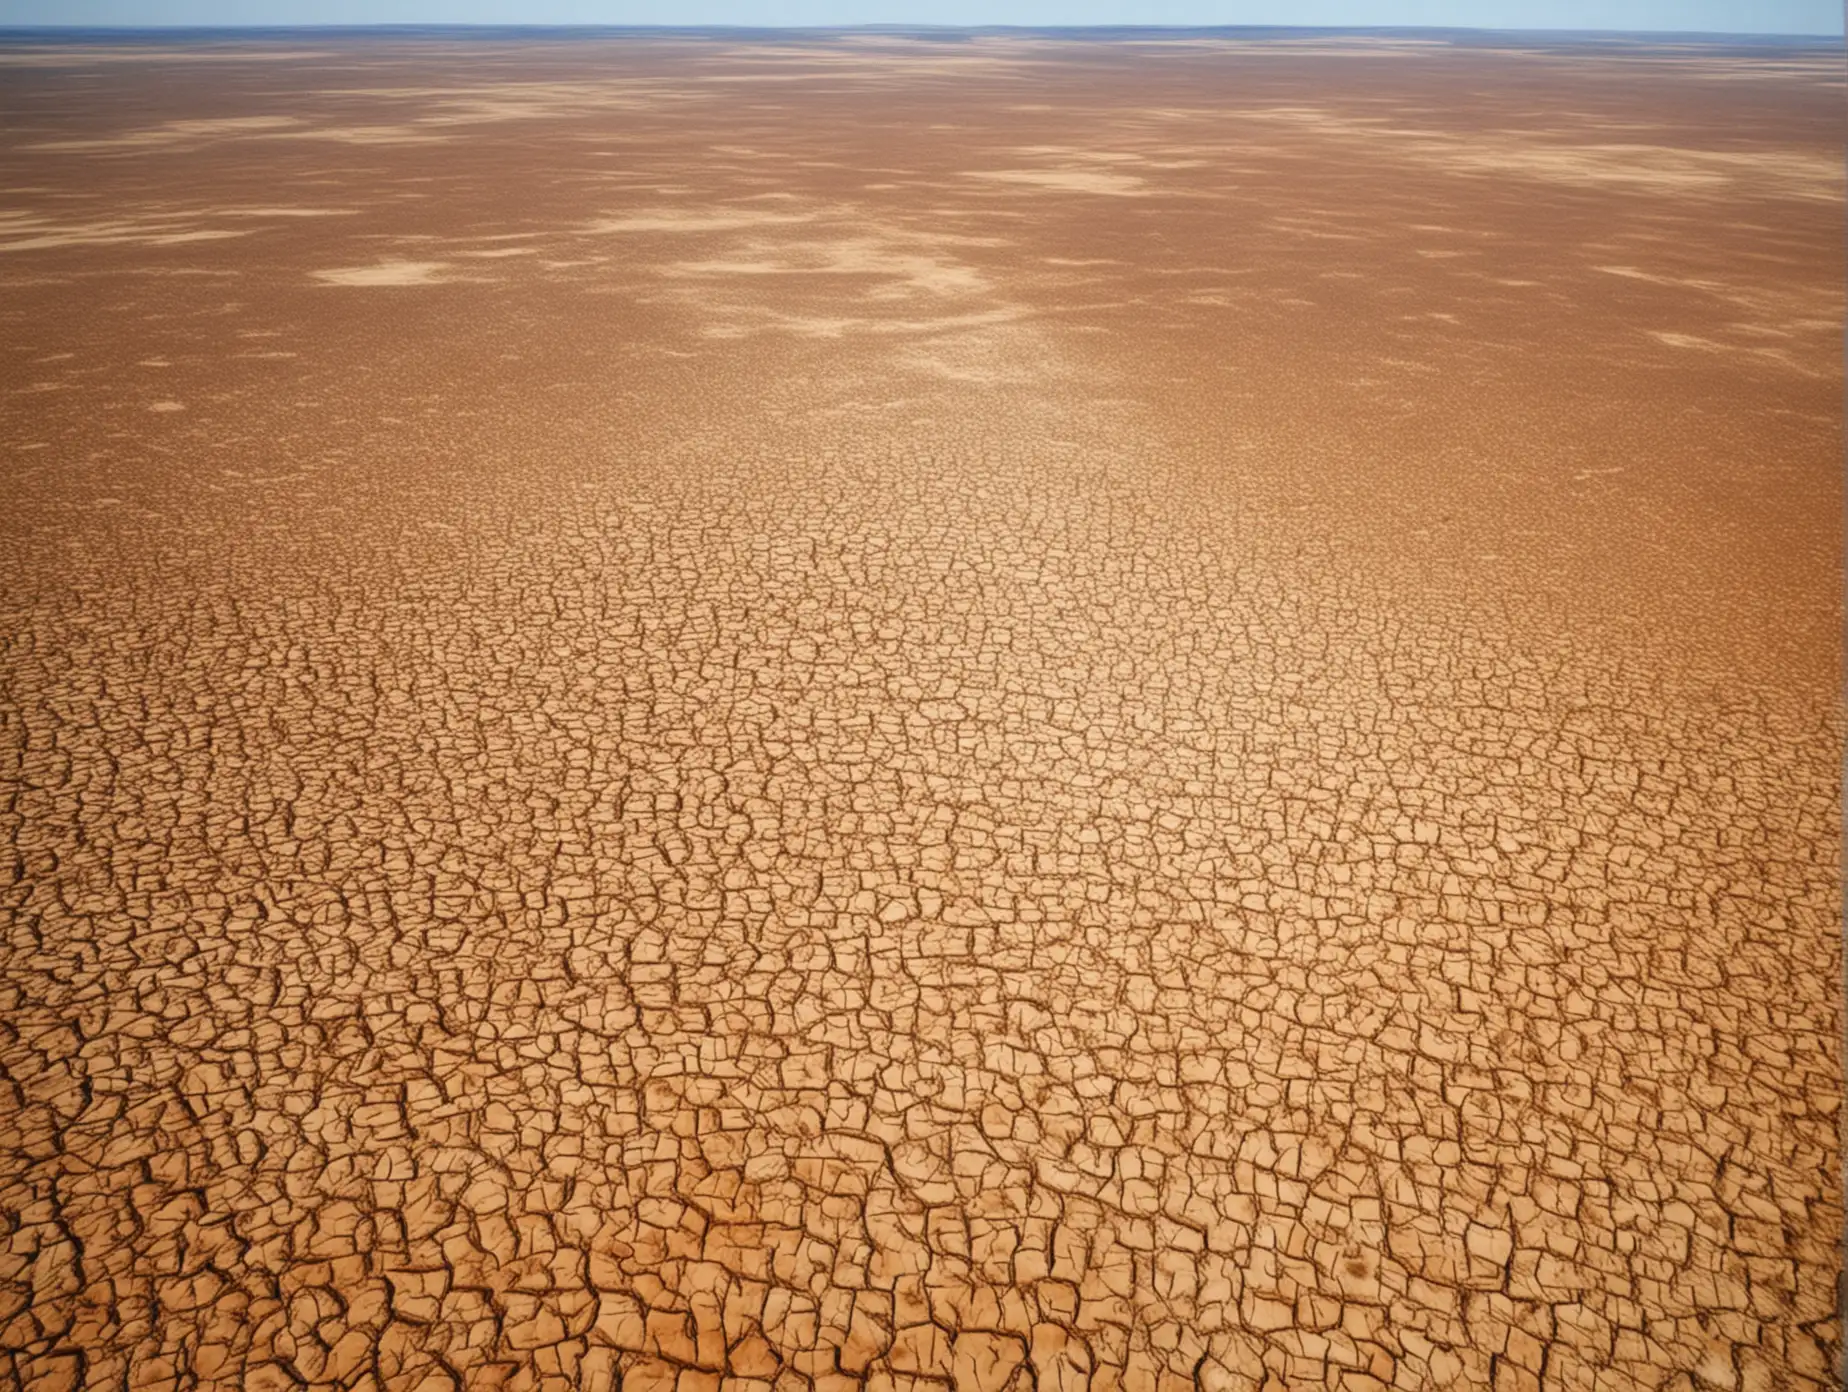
[0,30,1842,1392]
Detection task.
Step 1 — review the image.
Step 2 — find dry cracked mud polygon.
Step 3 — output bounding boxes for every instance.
[0,29,1841,1392]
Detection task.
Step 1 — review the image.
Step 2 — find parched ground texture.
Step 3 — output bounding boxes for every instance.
[0,29,1841,1392]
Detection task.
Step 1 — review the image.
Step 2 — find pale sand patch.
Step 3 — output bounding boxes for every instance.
[667,236,989,298]
[1267,217,1365,242]
[869,307,1029,335]
[968,169,1147,196]
[587,211,815,234]
[1008,145,1146,164]
[272,126,444,146]
[696,46,1034,81]
[737,305,1027,341]
[1431,142,1788,193]
[0,215,251,252]
[148,401,184,412]
[26,116,442,152]
[119,267,241,278]
[164,117,303,136]
[213,208,359,219]
[1644,329,1821,374]
[1239,107,1842,202]
[1594,263,1843,340]
[1549,51,1846,84]
[313,260,451,287]
[25,116,303,151]
[317,81,690,125]
[147,230,249,245]
[416,96,678,126]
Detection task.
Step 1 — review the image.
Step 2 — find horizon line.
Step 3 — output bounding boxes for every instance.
[1,20,1843,37]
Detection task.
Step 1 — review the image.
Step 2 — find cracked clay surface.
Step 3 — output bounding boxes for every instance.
[0,31,1841,1392]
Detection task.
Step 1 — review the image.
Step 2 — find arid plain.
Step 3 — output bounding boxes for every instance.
[0,29,1841,1392]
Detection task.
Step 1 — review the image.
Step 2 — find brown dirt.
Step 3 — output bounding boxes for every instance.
[0,30,1840,1392]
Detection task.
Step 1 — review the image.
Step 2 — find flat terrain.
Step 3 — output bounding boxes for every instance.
[0,29,1841,1392]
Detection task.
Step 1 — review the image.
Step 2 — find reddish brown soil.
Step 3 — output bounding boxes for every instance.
[0,31,1841,1392]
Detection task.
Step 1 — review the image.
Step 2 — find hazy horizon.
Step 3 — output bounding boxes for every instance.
[1,2,1841,38]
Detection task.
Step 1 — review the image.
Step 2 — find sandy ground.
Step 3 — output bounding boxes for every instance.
[0,29,1841,1392]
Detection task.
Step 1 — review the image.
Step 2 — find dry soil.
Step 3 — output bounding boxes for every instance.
[0,30,1841,1392]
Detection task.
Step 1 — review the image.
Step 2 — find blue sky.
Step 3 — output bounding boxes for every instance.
[0,0,1839,33]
